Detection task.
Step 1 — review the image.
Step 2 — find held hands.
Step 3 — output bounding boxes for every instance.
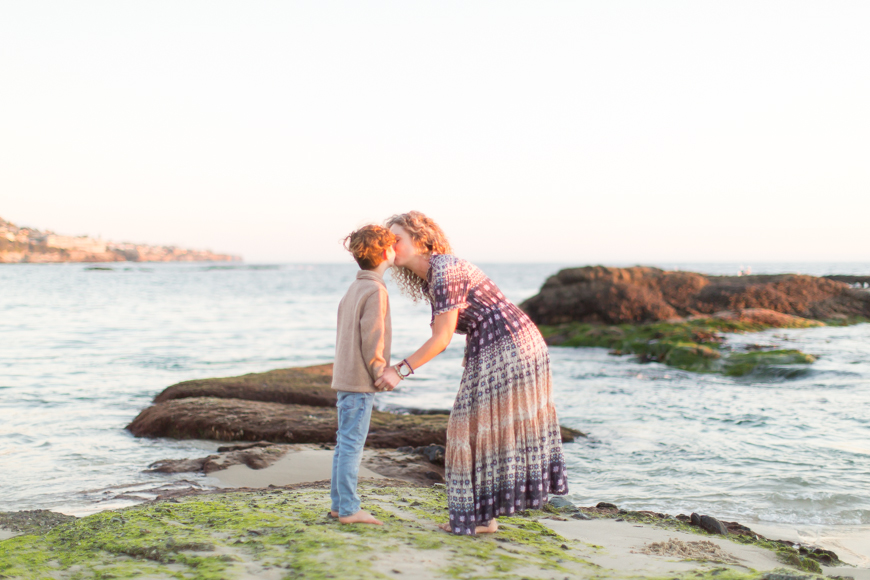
[375,366,401,391]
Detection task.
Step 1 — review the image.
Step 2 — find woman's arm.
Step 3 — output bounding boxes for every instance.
[374,308,459,391]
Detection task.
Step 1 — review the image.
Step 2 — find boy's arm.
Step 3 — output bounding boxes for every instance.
[359,288,389,385]
[374,309,458,391]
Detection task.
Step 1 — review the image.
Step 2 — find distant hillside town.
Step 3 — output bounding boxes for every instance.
[0,215,240,264]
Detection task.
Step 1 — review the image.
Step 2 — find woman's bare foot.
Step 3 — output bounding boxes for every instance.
[438,520,498,534]
[338,510,383,525]
[475,519,498,534]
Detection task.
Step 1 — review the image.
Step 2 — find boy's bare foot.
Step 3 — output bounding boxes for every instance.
[328,510,338,519]
[438,520,498,534]
[338,510,383,525]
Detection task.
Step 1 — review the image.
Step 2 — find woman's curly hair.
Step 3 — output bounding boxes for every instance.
[386,211,452,303]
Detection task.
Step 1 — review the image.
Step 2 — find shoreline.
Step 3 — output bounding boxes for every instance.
[0,266,867,576]
[207,448,870,569]
[3,445,868,579]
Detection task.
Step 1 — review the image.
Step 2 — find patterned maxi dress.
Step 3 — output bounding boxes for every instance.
[423,254,569,535]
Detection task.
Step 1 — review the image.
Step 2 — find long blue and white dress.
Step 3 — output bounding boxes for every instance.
[423,254,568,535]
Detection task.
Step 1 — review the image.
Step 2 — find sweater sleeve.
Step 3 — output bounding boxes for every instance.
[359,287,389,382]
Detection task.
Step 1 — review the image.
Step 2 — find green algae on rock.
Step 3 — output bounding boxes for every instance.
[724,350,817,378]
[538,312,822,376]
[0,484,595,580]
[1,484,836,580]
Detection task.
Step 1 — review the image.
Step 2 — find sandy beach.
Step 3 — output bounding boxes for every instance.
[4,444,868,580]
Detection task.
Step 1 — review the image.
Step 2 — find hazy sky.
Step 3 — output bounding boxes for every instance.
[1,2,868,263]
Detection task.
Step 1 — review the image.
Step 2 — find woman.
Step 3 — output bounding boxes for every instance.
[374,211,568,535]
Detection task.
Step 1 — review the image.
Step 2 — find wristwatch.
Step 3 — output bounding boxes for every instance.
[394,359,414,379]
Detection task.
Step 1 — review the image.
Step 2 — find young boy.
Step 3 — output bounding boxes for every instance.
[329,225,396,525]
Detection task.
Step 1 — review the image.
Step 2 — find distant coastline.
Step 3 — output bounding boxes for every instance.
[0,215,240,264]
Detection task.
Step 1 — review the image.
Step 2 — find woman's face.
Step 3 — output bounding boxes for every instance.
[390,224,420,268]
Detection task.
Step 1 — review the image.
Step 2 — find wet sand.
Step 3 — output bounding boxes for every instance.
[207,447,385,488]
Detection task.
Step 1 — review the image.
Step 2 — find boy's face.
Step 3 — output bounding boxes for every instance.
[384,245,396,267]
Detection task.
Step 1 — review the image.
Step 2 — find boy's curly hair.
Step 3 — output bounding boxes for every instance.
[385,211,452,302]
[343,225,397,270]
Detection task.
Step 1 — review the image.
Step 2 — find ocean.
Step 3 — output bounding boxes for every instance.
[1,261,869,532]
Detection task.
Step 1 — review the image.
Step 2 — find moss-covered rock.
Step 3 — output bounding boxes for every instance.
[0,510,75,536]
[154,364,337,407]
[0,483,597,580]
[724,350,817,377]
[1,484,837,580]
[539,312,823,376]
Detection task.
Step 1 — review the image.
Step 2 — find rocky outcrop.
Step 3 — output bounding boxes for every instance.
[3,486,845,579]
[133,364,587,446]
[0,215,239,264]
[154,364,337,407]
[127,397,450,448]
[128,395,586,447]
[521,266,870,325]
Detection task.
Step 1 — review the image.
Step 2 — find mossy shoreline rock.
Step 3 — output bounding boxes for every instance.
[0,510,75,536]
[0,483,843,580]
[538,309,831,376]
[521,266,870,376]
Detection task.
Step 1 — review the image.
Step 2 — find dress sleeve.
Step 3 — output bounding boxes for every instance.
[429,257,469,318]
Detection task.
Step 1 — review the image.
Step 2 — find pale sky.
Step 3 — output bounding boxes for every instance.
[1,1,868,263]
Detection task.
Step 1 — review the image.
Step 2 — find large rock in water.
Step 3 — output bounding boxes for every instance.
[127,397,449,448]
[132,364,587,447]
[155,364,336,407]
[520,266,870,325]
[127,397,586,447]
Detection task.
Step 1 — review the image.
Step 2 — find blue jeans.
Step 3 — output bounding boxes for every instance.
[330,391,375,517]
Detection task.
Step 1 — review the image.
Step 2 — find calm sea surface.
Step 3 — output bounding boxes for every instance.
[1,262,869,528]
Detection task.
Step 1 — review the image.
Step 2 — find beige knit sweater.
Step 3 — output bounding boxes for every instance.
[331,270,392,393]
